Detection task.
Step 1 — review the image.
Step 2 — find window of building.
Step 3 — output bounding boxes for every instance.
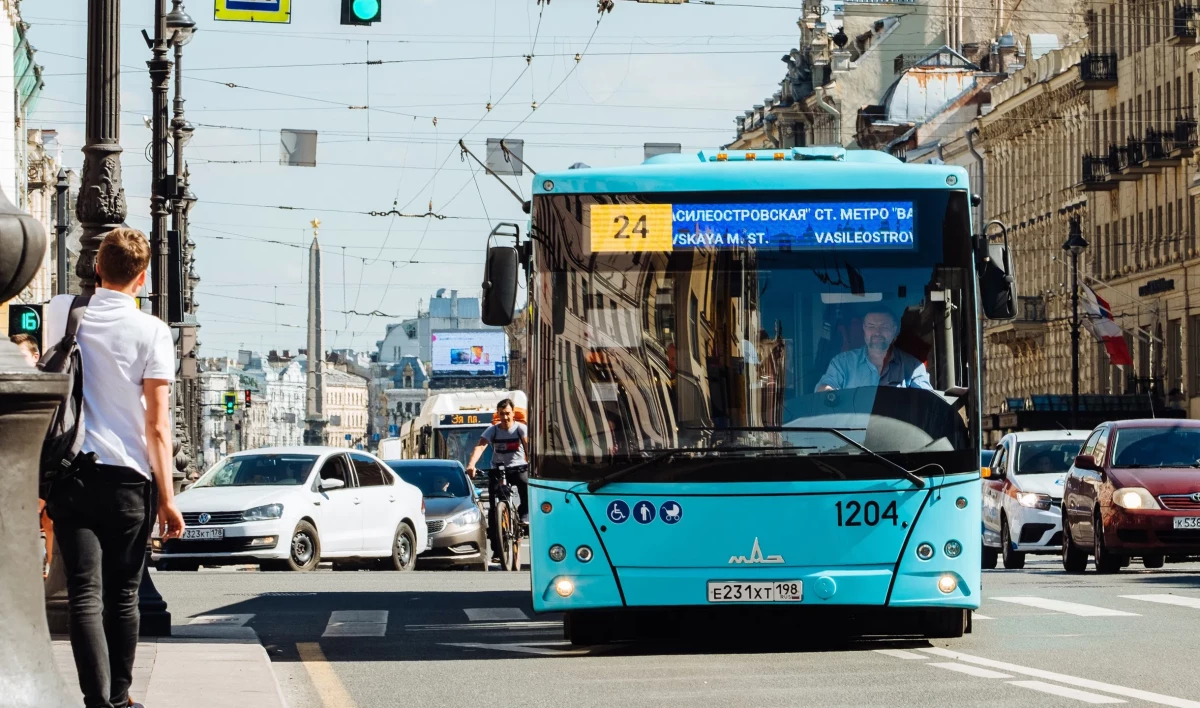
[1190,315,1200,395]
[1169,319,1184,393]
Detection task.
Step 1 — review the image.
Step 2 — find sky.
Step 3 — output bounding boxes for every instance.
[24,0,804,359]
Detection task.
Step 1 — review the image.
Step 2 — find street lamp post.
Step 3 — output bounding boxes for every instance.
[54,168,69,295]
[1063,216,1089,429]
[148,0,172,320]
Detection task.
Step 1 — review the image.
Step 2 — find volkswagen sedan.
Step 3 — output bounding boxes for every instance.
[153,447,426,571]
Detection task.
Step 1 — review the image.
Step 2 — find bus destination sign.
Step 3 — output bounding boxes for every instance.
[439,412,494,426]
[589,201,915,253]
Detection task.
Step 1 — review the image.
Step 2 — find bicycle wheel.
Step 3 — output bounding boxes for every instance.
[499,503,518,571]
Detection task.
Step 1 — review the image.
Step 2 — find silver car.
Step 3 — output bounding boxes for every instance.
[386,459,489,571]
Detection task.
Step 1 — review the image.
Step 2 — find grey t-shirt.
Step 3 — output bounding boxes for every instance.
[482,422,528,467]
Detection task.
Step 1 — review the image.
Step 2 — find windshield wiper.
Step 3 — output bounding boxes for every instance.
[585,445,814,493]
[685,425,925,488]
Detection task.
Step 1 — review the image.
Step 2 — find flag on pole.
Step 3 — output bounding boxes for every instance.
[1080,283,1133,367]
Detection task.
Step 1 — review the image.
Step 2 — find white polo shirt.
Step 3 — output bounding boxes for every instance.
[46,288,175,479]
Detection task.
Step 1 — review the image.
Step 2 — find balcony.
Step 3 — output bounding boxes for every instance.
[1107,144,1142,180]
[1143,128,1181,167]
[1081,153,1119,191]
[986,296,1048,351]
[1170,2,1198,45]
[1171,114,1198,157]
[1117,138,1158,176]
[1078,52,1118,89]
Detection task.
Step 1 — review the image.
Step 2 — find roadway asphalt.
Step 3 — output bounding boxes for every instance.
[152,556,1200,708]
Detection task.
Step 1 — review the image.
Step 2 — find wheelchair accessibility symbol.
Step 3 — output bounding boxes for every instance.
[606,500,630,524]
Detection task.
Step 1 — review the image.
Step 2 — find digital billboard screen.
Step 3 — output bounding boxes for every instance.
[431,330,508,374]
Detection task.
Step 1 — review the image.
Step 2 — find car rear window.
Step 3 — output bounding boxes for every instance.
[1015,440,1084,475]
[387,463,471,498]
[1112,427,1200,468]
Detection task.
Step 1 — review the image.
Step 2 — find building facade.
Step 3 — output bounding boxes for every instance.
[324,369,370,448]
[376,289,499,365]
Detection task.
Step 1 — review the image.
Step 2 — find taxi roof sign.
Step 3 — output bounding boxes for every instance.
[215,0,292,23]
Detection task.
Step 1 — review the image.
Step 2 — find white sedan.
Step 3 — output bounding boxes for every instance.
[153,447,427,571]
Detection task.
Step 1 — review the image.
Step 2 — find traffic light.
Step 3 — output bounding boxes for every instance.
[245,389,252,409]
[341,0,381,25]
[8,304,42,346]
[223,392,236,416]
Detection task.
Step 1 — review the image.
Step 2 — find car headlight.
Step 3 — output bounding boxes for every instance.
[1112,487,1161,510]
[1017,492,1052,510]
[447,507,482,528]
[242,503,284,521]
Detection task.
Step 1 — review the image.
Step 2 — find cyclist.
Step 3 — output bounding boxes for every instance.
[466,398,529,529]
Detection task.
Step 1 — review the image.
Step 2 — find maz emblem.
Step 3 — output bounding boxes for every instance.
[728,537,784,564]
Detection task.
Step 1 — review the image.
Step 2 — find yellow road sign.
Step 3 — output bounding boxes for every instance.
[215,0,292,23]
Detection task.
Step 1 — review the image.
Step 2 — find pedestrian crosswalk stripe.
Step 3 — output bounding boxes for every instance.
[1008,681,1125,704]
[465,607,529,622]
[323,610,388,638]
[972,613,994,620]
[874,649,927,660]
[189,614,254,627]
[407,621,560,632]
[928,662,1013,679]
[1120,594,1200,610]
[990,597,1139,617]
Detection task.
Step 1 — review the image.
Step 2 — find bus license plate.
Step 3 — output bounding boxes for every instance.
[1173,517,1200,529]
[182,528,223,541]
[707,581,803,603]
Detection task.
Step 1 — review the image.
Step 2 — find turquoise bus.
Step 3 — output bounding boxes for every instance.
[480,146,1017,644]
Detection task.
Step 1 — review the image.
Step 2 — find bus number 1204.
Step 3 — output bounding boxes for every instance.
[835,500,899,527]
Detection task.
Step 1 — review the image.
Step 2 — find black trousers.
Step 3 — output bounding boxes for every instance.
[488,465,529,517]
[47,464,153,708]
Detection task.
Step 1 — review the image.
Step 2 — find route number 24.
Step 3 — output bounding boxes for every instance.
[612,214,649,239]
[835,500,899,527]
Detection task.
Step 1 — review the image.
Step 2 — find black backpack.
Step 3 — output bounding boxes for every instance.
[37,295,92,497]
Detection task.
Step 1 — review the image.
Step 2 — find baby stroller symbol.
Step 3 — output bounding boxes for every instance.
[659,501,683,524]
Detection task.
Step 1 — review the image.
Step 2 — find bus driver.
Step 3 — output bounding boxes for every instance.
[816,307,933,392]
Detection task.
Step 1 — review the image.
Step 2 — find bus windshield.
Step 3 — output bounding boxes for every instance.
[531,189,978,483]
[436,426,493,469]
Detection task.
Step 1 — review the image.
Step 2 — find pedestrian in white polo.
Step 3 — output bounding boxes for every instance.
[45,228,186,708]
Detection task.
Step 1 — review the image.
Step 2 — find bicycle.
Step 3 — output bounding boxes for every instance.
[486,463,523,571]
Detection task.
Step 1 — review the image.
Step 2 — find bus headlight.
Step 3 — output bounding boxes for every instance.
[916,542,935,560]
[554,577,575,597]
[1113,487,1161,510]
[549,544,567,562]
[937,575,958,594]
[944,540,963,558]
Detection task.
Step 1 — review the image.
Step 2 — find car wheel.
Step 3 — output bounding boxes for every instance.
[384,522,418,571]
[1061,514,1089,573]
[981,543,998,570]
[1142,554,1165,569]
[1092,512,1122,574]
[1001,518,1026,570]
[284,521,320,572]
[564,611,611,646]
[922,608,967,639]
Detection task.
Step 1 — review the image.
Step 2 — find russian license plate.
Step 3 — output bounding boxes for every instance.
[1173,517,1200,529]
[425,535,433,551]
[182,527,223,541]
[707,581,803,603]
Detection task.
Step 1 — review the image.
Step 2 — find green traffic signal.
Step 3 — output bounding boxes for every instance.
[224,392,236,416]
[352,0,380,20]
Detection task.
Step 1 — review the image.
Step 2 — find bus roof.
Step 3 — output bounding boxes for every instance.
[533,147,969,196]
[420,389,527,417]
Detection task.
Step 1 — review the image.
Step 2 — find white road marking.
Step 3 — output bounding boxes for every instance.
[464,607,530,621]
[928,662,1013,679]
[972,613,994,620]
[874,649,927,660]
[406,621,561,632]
[1121,594,1200,610]
[322,610,388,638]
[1009,681,1126,704]
[990,596,1139,617]
[188,614,254,627]
[921,648,1200,708]
[440,641,591,656]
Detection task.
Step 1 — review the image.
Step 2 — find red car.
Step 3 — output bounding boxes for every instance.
[1062,419,1200,573]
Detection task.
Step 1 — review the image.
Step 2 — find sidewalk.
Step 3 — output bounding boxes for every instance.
[52,625,288,708]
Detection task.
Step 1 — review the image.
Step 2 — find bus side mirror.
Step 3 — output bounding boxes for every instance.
[481,245,519,326]
[977,224,1017,320]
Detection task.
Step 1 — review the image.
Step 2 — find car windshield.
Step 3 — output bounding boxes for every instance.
[193,454,317,487]
[1015,440,1084,475]
[436,426,493,470]
[1112,427,1200,468]
[388,463,472,497]
[981,449,994,467]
